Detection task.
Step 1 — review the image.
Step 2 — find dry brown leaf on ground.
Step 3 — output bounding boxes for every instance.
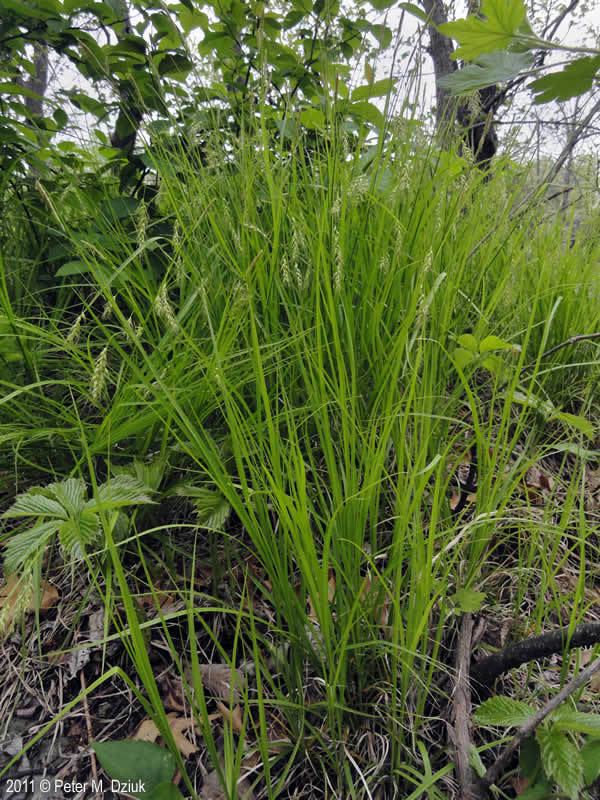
[201,767,255,800]
[0,575,60,632]
[215,701,244,734]
[307,569,336,622]
[198,663,246,703]
[359,574,390,627]
[134,712,197,757]
[524,465,554,504]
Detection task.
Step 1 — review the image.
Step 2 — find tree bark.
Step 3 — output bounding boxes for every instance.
[25,42,48,118]
[420,0,498,167]
[420,0,457,134]
[110,0,144,159]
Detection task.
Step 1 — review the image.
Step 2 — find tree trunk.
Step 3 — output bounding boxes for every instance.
[110,0,143,159]
[420,0,457,134]
[25,42,48,118]
[421,0,499,168]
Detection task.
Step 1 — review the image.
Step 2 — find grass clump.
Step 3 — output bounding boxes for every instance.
[1,125,599,798]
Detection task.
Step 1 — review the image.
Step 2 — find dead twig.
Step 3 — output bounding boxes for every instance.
[453,614,477,800]
[471,622,600,689]
[80,671,98,792]
[477,655,600,794]
[539,332,600,360]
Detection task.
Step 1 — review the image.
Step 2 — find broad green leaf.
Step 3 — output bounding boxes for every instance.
[399,2,428,23]
[58,511,100,556]
[553,711,600,736]
[349,100,384,128]
[511,390,555,417]
[3,521,61,574]
[351,78,395,101]
[156,53,193,78]
[452,588,486,612]
[92,740,176,796]
[457,333,478,352]
[474,696,535,727]
[87,476,153,511]
[0,82,44,101]
[46,478,86,516]
[149,784,184,800]
[3,492,67,519]
[178,7,209,34]
[516,779,554,800]
[552,412,594,440]
[367,0,397,10]
[531,56,600,104]
[453,348,475,369]
[367,23,392,49]
[479,334,521,354]
[537,726,583,800]
[55,261,91,277]
[520,736,542,780]
[300,107,326,129]
[439,0,534,61]
[581,739,600,786]
[439,51,533,94]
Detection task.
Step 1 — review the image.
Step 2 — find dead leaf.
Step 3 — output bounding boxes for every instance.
[524,466,554,504]
[0,575,59,632]
[215,701,244,734]
[133,712,197,758]
[199,663,246,703]
[359,575,390,627]
[512,775,530,795]
[201,768,255,800]
[307,570,336,623]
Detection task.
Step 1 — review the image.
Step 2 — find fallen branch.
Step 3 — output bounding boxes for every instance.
[471,622,600,689]
[477,655,600,794]
[453,614,477,800]
[540,332,600,360]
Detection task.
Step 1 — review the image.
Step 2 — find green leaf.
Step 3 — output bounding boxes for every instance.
[351,78,395,101]
[0,82,44,101]
[520,736,542,781]
[537,726,583,800]
[178,7,209,34]
[439,0,534,61]
[58,511,101,556]
[366,23,392,49]
[399,2,428,23]
[367,0,397,10]
[479,335,520,354]
[156,53,193,78]
[300,107,326,129]
[457,333,478,352]
[531,56,600,104]
[453,348,476,369]
[516,779,554,800]
[55,260,91,277]
[348,101,383,128]
[452,588,486,612]
[3,492,67,519]
[552,411,595,440]
[474,696,535,727]
[92,740,176,796]
[3,521,62,574]
[439,51,533,94]
[553,711,600,737]
[46,478,86,516]
[148,784,185,800]
[87,476,154,511]
[581,739,600,786]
